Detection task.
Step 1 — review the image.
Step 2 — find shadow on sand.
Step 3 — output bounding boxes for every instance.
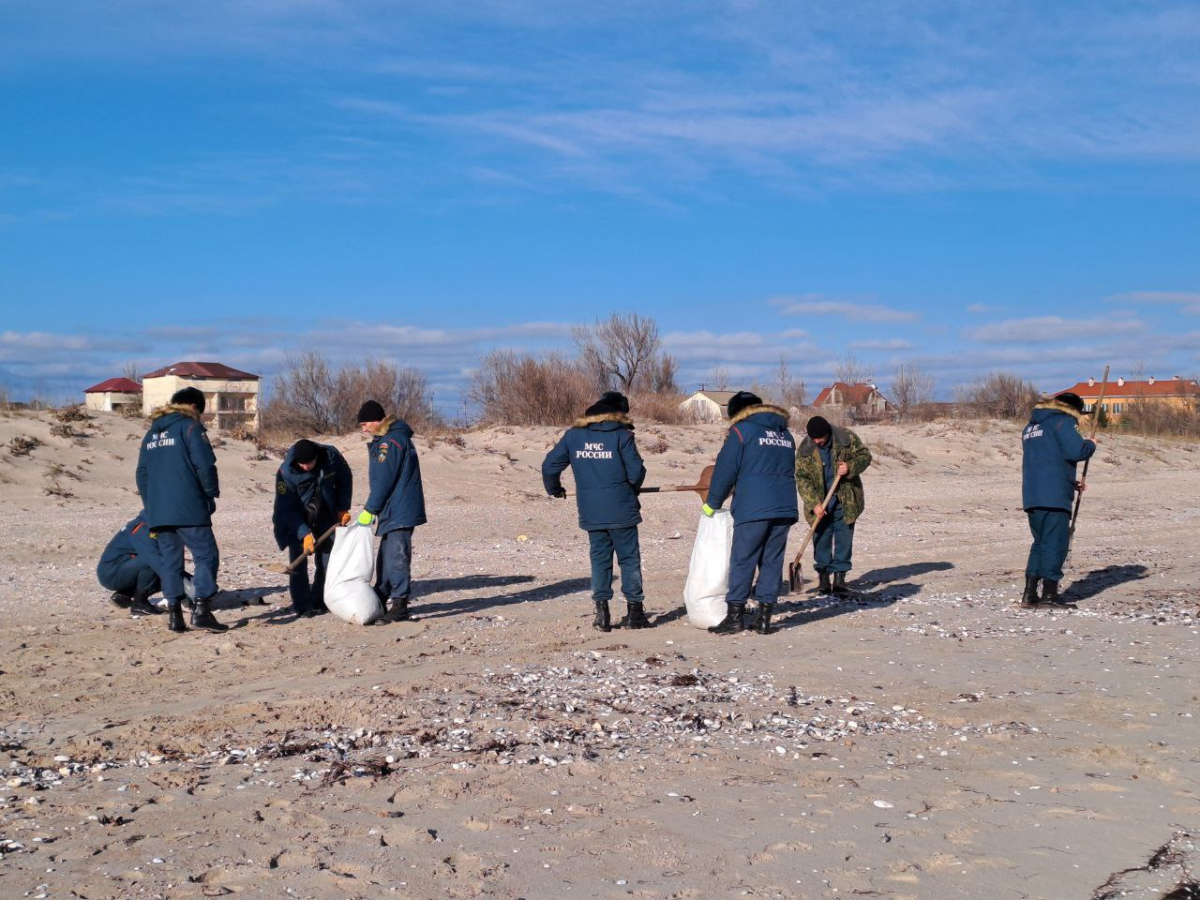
[854,561,954,588]
[415,577,591,619]
[1064,564,1149,603]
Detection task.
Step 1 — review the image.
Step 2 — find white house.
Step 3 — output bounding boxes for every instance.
[142,361,261,432]
[680,389,737,422]
[83,377,143,413]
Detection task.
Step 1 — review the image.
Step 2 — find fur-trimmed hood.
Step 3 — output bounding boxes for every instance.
[148,403,201,421]
[367,415,398,437]
[573,411,634,429]
[729,403,788,427]
[1032,398,1084,422]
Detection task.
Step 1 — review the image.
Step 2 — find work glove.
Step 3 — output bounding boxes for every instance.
[207,497,217,514]
[357,510,376,527]
[302,534,315,555]
[551,488,567,499]
[701,503,716,517]
[339,510,352,526]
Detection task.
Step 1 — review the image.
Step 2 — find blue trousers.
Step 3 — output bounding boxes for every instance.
[813,507,854,574]
[588,527,643,604]
[727,518,793,607]
[375,528,413,601]
[102,558,161,598]
[284,537,330,614]
[1026,508,1070,582]
[156,526,220,601]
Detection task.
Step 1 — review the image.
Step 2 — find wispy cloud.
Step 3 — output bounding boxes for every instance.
[849,338,914,351]
[772,294,920,324]
[965,315,1146,344]
[1107,290,1200,314]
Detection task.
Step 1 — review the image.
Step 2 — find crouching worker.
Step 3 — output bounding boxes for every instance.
[1020,392,1096,608]
[356,401,426,623]
[542,391,650,632]
[273,438,353,618]
[795,415,873,597]
[97,511,168,617]
[136,386,225,634]
[704,391,798,636]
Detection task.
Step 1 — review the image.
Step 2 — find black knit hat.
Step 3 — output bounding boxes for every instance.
[806,415,833,440]
[291,439,320,465]
[726,391,761,420]
[356,399,385,423]
[584,391,629,417]
[1055,392,1085,414]
[171,386,206,414]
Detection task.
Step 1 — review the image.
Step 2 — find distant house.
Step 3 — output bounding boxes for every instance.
[1057,375,1200,422]
[812,382,891,420]
[680,389,738,422]
[83,377,142,413]
[142,361,261,432]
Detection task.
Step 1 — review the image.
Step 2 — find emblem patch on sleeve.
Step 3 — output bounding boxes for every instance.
[276,480,288,495]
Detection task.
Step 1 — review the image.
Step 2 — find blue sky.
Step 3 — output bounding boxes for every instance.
[2,1,1198,411]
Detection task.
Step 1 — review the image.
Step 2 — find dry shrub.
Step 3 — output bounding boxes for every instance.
[9,434,42,457]
[51,405,90,423]
[628,391,690,425]
[430,431,467,450]
[49,422,83,439]
[642,434,669,454]
[956,372,1041,420]
[469,351,594,426]
[1119,399,1200,439]
[871,439,917,467]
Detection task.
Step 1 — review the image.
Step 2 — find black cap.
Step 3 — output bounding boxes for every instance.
[584,390,630,417]
[806,415,833,439]
[1055,392,1085,414]
[726,391,761,420]
[357,399,385,423]
[291,439,320,465]
[171,386,206,414]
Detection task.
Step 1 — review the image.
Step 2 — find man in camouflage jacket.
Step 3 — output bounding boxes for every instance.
[795,416,872,595]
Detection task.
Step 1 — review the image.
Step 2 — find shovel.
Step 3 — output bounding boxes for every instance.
[261,522,340,574]
[638,464,715,497]
[1066,364,1110,561]
[787,473,842,593]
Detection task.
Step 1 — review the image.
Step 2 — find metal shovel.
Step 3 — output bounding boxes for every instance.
[261,522,340,574]
[787,473,842,592]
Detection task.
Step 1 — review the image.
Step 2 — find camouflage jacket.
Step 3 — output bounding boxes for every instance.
[795,425,872,525]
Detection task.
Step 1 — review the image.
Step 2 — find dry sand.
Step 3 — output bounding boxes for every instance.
[1,407,1198,900]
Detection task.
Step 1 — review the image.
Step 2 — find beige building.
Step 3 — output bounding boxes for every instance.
[680,389,738,422]
[142,361,261,432]
[83,377,143,413]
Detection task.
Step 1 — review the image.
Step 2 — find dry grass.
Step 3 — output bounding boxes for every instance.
[9,434,42,457]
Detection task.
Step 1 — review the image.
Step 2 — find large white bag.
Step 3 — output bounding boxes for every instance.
[683,510,734,629]
[324,526,384,625]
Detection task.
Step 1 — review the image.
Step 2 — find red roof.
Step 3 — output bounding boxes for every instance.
[1060,378,1200,399]
[142,361,259,381]
[813,382,884,407]
[83,377,143,394]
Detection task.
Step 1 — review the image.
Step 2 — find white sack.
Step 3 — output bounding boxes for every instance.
[324,526,384,625]
[683,510,734,629]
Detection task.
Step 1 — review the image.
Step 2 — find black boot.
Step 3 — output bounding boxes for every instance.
[191,597,228,633]
[622,601,651,630]
[385,598,411,623]
[592,600,611,632]
[167,601,187,633]
[1041,580,1071,607]
[752,604,773,635]
[129,591,164,616]
[816,571,832,594]
[1020,575,1040,608]
[832,572,850,596]
[109,592,132,609]
[708,603,746,635]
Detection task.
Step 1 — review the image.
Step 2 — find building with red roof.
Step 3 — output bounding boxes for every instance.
[812,382,891,421]
[83,377,142,413]
[142,361,261,432]
[1057,375,1200,421]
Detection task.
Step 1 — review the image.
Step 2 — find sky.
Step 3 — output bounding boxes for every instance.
[1,0,1198,413]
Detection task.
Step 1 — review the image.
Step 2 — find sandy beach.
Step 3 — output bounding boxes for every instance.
[1,407,1197,900]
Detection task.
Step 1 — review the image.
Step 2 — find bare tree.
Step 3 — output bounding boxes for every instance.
[574,313,662,392]
[270,350,339,433]
[890,363,935,421]
[468,350,595,426]
[710,365,731,391]
[645,352,680,394]
[772,356,807,408]
[121,360,141,383]
[956,371,1040,420]
[834,353,872,385]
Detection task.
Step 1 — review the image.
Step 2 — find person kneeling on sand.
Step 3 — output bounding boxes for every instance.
[1020,391,1096,608]
[136,386,225,634]
[273,438,353,619]
[542,391,651,632]
[355,400,427,624]
[795,415,872,598]
[97,511,169,618]
[703,391,798,636]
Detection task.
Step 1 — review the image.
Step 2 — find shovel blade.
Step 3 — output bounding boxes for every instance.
[261,563,291,574]
[788,560,804,593]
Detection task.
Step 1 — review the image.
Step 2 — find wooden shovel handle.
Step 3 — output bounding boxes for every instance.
[284,522,340,572]
[791,473,842,566]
